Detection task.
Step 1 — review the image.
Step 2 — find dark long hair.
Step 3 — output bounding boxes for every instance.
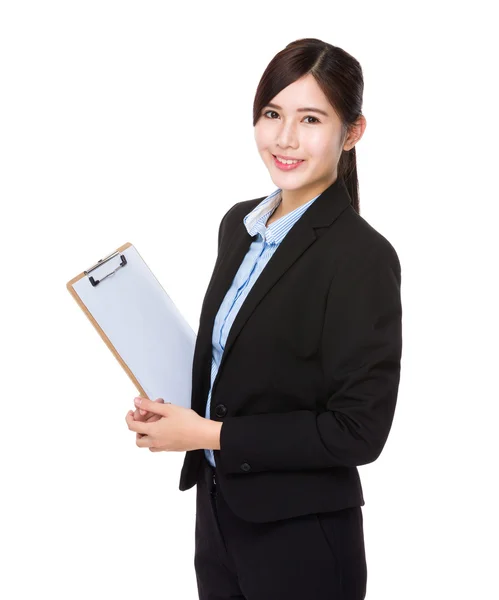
[253,38,364,214]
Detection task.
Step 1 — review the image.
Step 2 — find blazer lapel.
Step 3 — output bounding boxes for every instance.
[193,176,352,414]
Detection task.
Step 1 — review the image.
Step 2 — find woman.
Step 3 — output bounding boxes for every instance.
[126,37,402,600]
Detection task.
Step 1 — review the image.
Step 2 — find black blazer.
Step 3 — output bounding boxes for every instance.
[179,177,402,524]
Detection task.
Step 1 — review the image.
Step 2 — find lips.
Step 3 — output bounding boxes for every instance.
[272,154,305,171]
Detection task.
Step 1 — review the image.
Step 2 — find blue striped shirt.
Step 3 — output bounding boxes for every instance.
[204,187,321,466]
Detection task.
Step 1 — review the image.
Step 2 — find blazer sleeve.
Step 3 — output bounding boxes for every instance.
[216,241,403,474]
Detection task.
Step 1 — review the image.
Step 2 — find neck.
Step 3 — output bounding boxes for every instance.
[280,173,338,214]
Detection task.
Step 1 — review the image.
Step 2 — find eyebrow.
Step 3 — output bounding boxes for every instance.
[264,102,329,117]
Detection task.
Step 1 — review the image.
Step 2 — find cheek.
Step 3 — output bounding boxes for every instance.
[308,141,339,169]
[253,123,266,149]
[254,121,275,151]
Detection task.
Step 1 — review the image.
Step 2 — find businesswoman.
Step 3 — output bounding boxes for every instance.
[126,38,402,600]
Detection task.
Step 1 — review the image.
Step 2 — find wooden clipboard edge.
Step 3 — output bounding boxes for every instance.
[65,241,149,400]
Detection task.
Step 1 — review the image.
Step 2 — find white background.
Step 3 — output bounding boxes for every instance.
[1,1,497,598]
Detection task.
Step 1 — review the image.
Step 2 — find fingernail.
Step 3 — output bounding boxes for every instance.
[134,397,142,405]
[139,409,146,415]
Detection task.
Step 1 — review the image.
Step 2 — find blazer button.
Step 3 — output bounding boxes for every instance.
[214,404,227,418]
[240,462,251,472]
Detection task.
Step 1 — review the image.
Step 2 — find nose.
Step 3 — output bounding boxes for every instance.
[276,120,299,150]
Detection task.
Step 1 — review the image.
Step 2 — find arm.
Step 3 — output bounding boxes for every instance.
[216,242,402,474]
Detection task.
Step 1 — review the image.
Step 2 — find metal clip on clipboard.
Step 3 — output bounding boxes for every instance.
[84,250,128,287]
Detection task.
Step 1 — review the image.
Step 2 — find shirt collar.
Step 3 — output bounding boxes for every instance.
[243,188,319,245]
[243,188,283,244]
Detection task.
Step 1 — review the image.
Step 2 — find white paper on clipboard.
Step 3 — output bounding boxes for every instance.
[67,243,196,408]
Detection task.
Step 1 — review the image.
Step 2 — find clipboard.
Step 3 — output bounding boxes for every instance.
[66,242,196,408]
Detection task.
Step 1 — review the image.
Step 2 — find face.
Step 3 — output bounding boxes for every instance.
[254,73,364,208]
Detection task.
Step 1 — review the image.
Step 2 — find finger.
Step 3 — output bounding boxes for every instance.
[138,398,164,417]
[132,400,164,420]
[137,414,161,438]
[146,414,162,423]
[133,408,147,421]
[136,416,160,432]
[134,397,170,416]
[137,412,160,430]
[136,434,154,448]
[128,411,145,436]
[135,412,160,425]
[126,411,151,434]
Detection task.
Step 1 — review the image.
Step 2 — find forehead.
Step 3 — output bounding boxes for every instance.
[267,75,331,115]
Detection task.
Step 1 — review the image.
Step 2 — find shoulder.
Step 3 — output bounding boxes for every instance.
[221,196,265,225]
[329,205,401,278]
[217,195,266,249]
[218,195,266,235]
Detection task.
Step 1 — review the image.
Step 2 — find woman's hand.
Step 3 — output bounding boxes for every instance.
[125,396,212,452]
[132,398,164,445]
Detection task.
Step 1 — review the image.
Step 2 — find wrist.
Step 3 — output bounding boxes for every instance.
[201,418,222,450]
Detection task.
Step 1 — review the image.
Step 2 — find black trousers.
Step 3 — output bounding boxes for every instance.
[194,458,367,600]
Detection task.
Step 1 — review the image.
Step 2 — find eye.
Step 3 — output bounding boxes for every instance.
[263,110,279,119]
[262,110,320,124]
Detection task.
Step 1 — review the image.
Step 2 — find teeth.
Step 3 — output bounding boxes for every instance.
[275,156,302,164]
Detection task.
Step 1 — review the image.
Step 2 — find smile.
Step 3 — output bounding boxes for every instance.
[272,154,305,171]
